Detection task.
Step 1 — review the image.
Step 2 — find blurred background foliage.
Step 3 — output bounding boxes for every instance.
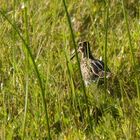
[0,0,140,139]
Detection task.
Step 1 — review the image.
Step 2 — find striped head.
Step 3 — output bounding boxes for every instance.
[78,41,93,59]
[70,41,93,60]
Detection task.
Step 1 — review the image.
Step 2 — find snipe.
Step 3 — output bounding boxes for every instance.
[71,41,112,86]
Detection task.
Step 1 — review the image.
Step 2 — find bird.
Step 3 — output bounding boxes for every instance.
[70,41,112,86]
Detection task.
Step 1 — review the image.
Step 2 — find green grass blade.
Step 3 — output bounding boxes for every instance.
[22,1,30,139]
[121,0,140,98]
[104,1,109,94]
[0,10,51,140]
[62,0,92,130]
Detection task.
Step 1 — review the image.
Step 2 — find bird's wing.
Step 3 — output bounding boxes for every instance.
[90,59,111,78]
[90,59,106,78]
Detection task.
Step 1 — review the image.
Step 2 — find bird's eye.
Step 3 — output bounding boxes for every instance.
[79,46,84,51]
[78,42,82,46]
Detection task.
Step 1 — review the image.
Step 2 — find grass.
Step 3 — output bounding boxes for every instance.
[0,0,140,139]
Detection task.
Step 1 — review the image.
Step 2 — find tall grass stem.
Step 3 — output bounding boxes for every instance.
[121,0,140,98]
[0,10,51,140]
[22,1,30,139]
[62,0,92,130]
[104,1,109,94]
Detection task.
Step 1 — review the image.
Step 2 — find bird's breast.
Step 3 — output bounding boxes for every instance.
[80,59,95,81]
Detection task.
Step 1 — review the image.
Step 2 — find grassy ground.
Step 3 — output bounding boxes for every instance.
[0,0,140,139]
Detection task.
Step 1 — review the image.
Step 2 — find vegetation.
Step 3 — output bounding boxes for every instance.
[0,0,140,139]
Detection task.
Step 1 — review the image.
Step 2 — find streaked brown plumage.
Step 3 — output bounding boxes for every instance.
[71,41,112,86]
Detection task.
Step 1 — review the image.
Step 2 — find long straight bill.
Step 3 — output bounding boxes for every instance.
[70,49,79,60]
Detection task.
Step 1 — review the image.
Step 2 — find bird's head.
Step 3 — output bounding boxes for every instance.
[78,41,92,58]
[70,41,93,60]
